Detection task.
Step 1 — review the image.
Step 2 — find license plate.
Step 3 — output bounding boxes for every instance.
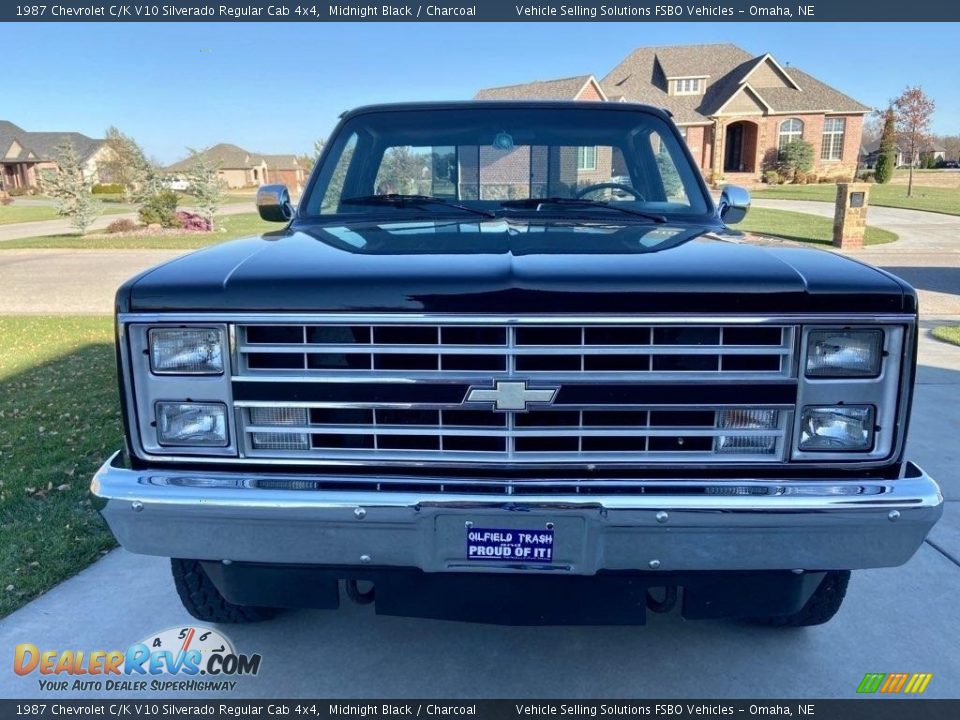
[467,527,555,563]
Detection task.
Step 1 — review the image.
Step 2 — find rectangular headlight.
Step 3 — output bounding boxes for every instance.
[806,329,883,378]
[798,406,874,452]
[156,402,228,447]
[149,328,224,375]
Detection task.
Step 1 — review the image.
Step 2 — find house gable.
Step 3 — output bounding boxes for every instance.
[740,54,800,90]
[5,140,22,159]
[715,84,771,115]
[573,76,607,101]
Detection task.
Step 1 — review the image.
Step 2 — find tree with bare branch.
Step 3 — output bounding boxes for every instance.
[893,86,935,197]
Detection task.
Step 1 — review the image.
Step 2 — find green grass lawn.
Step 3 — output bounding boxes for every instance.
[0,203,130,225]
[739,207,898,246]
[0,316,120,617]
[752,183,960,216]
[0,213,279,250]
[0,205,60,225]
[932,325,960,347]
[183,192,256,206]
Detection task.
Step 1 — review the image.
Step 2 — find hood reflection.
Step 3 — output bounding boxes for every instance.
[298,218,713,256]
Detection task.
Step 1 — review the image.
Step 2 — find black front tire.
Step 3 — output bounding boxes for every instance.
[171,559,280,624]
[750,570,851,627]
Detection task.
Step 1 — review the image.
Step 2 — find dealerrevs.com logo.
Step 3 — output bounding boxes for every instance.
[13,626,262,693]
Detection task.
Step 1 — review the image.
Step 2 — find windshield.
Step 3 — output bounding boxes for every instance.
[301,107,711,219]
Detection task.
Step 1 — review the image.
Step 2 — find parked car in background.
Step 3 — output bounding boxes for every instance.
[93,102,942,628]
[163,176,190,191]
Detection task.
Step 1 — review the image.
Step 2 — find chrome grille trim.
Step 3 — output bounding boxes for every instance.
[239,404,791,464]
[232,318,795,464]
[235,322,795,379]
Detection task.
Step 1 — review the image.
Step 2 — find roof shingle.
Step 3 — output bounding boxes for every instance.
[0,120,105,163]
[474,75,598,101]
[166,144,302,172]
[601,44,870,120]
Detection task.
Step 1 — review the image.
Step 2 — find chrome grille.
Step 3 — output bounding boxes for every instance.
[236,322,793,378]
[232,318,797,465]
[239,404,789,463]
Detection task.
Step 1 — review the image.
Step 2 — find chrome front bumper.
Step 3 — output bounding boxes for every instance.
[91,452,943,573]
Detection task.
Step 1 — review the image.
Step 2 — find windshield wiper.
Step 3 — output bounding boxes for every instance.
[500,197,667,223]
[341,194,496,218]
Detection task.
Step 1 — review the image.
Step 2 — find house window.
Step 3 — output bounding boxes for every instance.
[821,118,846,161]
[778,118,804,155]
[577,146,597,171]
[674,78,702,95]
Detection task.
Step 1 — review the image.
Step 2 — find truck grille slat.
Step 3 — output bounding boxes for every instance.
[235,320,796,465]
[237,323,792,378]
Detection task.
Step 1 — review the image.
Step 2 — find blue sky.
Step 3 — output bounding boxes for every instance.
[7,22,958,163]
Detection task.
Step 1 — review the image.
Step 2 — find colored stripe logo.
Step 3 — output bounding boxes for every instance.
[857,673,933,694]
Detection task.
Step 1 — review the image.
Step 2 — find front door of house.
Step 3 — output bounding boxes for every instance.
[724,124,743,173]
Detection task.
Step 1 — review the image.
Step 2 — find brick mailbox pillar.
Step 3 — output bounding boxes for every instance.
[833,183,871,249]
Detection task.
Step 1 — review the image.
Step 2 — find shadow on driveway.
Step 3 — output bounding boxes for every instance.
[882,267,960,297]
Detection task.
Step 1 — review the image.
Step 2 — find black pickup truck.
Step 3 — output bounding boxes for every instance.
[92,102,942,626]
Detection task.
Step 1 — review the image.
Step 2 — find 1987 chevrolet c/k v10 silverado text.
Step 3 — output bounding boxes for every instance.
[92,102,943,626]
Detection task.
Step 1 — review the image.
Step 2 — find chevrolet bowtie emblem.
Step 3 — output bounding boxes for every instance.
[464,380,559,412]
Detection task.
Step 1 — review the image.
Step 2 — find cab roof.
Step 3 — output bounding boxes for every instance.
[338,100,674,122]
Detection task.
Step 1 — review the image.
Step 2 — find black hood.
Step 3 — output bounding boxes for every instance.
[119,217,914,314]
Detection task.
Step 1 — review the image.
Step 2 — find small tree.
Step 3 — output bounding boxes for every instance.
[894,86,935,197]
[875,107,897,184]
[100,126,149,200]
[184,148,225,229]
[42,140,100,234]
[131,159,167,204]
[138,189,180,228]
[778,139,815,181]
[296,138,326,177]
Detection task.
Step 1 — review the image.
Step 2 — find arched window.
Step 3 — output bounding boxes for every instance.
[778,118,804,154]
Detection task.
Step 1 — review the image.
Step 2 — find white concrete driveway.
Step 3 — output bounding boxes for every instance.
[0,249,183,314]
[753,199,960,315]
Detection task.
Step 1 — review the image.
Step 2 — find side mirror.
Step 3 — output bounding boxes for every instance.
[718,185,751,225]
[256,184,294,222]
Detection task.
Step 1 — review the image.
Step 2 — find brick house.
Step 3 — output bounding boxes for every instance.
[476,44,870,185]
[166,143,307,192]
[0,120,112,191]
